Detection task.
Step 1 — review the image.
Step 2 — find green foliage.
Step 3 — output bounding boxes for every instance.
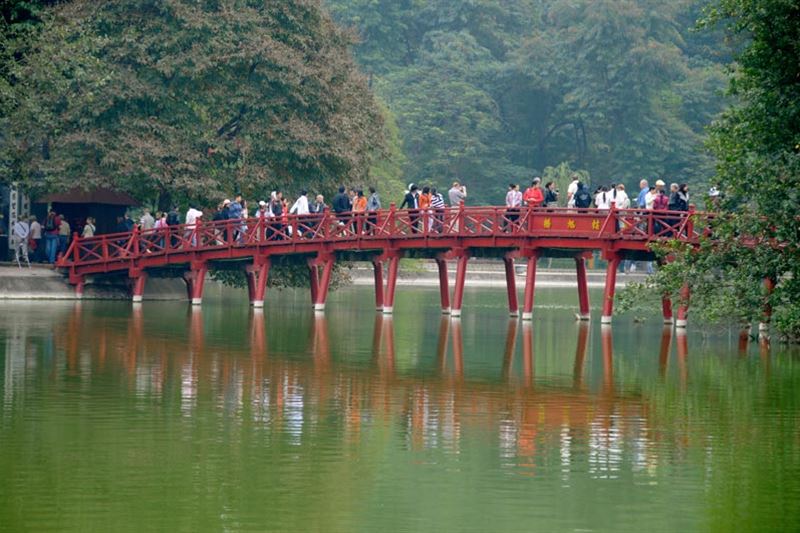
[328,0,729,203]
[1,0,385,206]
[643,0,800,340]
[541,162,590,205]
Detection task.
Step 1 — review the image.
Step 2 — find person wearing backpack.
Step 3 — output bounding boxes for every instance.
[43,210,60,264]
[573,182,592,209]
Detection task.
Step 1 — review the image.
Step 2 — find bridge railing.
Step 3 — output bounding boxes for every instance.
[59,206,710,268]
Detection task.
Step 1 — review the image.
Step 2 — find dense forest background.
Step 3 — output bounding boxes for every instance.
[327,0,730,203]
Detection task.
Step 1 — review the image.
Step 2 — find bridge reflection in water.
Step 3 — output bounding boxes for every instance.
[9,303,711,474]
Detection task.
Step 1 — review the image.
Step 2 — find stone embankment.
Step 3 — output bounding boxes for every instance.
[0,264,185,300]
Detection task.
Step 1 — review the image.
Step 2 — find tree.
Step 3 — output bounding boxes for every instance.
[625,0,800,340]
[1,0,385,208]
[328,0,729,203]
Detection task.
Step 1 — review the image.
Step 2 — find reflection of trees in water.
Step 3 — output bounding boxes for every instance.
[13,305,666,478]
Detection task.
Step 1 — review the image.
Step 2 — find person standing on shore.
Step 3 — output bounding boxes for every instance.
[12,217,30,268]
[29,216,42,262]
[44,210,60,264]
[57,216,70,259]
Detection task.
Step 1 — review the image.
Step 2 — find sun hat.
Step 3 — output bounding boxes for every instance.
[655,179,665,187]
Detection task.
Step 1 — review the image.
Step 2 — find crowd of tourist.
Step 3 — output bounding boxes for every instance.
[10,176,706,268]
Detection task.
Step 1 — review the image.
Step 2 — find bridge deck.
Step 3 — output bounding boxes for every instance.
[58,205,709,325]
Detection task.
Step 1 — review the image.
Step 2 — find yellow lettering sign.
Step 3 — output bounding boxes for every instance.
[592,219,601,231]
[543,218,552,229]
[567,219,576,230]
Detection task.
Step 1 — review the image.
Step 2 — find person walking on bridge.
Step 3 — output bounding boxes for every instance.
[504,183,522,231]
[448,181,467,207]
[401,184,420,233]
[637,180,649,209]
[430,187,445,233]
[523,178,544,208]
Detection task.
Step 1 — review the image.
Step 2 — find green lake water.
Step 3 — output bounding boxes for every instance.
[1,285,799,532]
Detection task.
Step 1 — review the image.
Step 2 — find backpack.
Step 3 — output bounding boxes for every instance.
[574,189,592,208]
[167,211,180,225]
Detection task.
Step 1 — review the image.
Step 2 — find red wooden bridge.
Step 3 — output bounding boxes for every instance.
[58,204,710,326]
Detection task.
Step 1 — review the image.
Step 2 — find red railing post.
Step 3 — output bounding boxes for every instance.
[130,225,140,257]
[72,232,80,263]
[686,204,696,239]
[388,203,396,238]
[458,201,465,236]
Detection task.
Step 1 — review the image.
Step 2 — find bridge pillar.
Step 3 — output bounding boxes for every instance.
[522,250,540,321]
[503,256,519,317]
[130,271,148,303]
[372,260,385,311]
[309,264,319,305]
[575,255,590,320]
[69,271,85,299]
[676,283,690,328]
[183,262,208,306]
[435,257,451,314]
[662,293,674,325]
[601,252,621,324]
[383,253,401,314]
[308,254,335,312]
[450,251,470,318]
[245,257,271,308]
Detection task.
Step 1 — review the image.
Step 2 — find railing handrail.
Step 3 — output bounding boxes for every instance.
[58,205,709,269]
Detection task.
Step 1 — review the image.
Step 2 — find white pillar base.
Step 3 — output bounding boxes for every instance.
[521,312,533,321]
[252,300,264,308]
[509,310,519,318]
[132,295,143,303]
[450,308,462,318]
[376,306,384,312]
[75,292,83,300]
[675,319,688,328]
[191,298,202,306]
[313,303,325,311]
[601,315,613,324]
[663,317,674,325]
[758,322,769,332]
[382,306,393,315]
[575,313,591,321]
[442,307,451,315]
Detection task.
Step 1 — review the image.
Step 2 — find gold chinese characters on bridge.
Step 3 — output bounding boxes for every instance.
[543,218,552,229]
[592,219,601,231]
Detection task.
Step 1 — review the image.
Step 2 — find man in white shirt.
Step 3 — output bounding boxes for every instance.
[613,184,630,209]
[12,218,31,268]
[185,204,203,246]
[448,181,467,206]
[566,175,581,207]
[140,208,155,231]
[289,190,310,215]
[29,216,42,262]
[289,190,310,236]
